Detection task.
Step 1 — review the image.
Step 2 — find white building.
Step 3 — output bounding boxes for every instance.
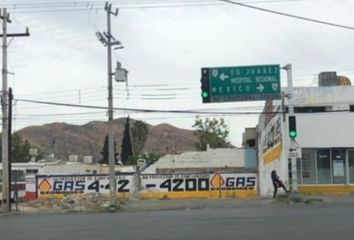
[258,84,354,196]
[143,147,256,174]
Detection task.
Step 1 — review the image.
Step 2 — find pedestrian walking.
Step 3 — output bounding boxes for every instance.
[271,170,288,198]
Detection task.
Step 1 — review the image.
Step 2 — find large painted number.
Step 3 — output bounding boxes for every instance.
[118,179,129,192]
[87,180,99,192]
[172,179,184,192]
[160,179,172,192]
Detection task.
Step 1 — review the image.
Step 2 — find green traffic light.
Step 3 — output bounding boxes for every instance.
[289,131,297,139]
[202,92,209,98]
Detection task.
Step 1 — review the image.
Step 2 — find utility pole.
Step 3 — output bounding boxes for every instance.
[1,8,29,212]
[106,2,117,209]
[96,2,122,209]
[8,87,13,211]
[1,8,10,213]
[282,64,298,193]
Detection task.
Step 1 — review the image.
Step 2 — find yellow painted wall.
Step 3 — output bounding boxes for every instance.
[299,185,354,195]
[263,143,282,165]
[38,191,257,200]
[139,190,257,200]
[38,192,131,200]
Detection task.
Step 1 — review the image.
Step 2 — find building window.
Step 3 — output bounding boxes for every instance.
[301,149,316,184]
[297,158,302,184]
[317,149,331,184]
[294,106,326,113]
[348,150,354,184]
[332,149,346,184]
[300,148,354,185]
[25,169,39,174]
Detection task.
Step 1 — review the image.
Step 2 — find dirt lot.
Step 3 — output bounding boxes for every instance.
[1,194,354,215]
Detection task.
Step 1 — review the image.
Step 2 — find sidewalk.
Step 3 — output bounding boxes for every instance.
[302,194,354,204]
[107,194,354,211]
[121,197,273,211]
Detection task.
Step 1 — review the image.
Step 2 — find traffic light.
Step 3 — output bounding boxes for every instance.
[288,116,297,139]
[201,68,211,103]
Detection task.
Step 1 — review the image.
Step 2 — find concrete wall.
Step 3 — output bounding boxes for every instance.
[35,172,257,200]
[296,112,354,148]
[288,86,354,107]
[143,148,246,174]
[244,148,257,169]
[258,112,289,196]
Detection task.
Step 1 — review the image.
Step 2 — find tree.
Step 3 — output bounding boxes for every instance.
[192,116,230,151]
[0,132,33,162]
[140,152,160,165]
[131,120,149,155]
[121,116,133,165]
[99,135,118,165]
[11,132,31,162]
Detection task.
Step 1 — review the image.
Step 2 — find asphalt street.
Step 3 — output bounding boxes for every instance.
[1,202,354,240]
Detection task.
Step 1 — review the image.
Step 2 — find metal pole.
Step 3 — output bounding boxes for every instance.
[284,64,298,192]
[106,3,117,208]
[1,8,10,213]
[8,87,12,211]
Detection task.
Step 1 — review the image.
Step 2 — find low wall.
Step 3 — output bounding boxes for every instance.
[140,173,257,199]
[35,173,135,199]
[33,172,257,200]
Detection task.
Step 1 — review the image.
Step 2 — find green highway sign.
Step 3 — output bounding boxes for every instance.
[201,64,281,103]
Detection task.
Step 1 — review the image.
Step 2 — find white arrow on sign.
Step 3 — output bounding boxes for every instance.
[219,73,229,81]
[256,84,265,92]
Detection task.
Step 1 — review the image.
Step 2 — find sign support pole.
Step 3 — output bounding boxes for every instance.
[283,64,298,193]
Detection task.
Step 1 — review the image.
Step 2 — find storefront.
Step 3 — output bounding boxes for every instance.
[298,148,354,194]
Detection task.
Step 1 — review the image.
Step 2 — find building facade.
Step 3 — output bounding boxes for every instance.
[258,85,354,196]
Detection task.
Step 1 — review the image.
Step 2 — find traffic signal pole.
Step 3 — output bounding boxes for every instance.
[283,64,298,192]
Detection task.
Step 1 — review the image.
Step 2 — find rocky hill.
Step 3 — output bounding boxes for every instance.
[17,118,198,162]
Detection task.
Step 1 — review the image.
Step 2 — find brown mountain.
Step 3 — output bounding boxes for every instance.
[17,118,198,162]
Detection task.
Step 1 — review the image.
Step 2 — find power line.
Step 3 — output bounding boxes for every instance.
[1,0,308,8]
[14,97,267,114]
[15,111,105,117]
[1,0,312,13]
[14,97,354,115]
[220,0,354,31]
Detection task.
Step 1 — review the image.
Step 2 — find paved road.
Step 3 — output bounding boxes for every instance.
[1,202,353,240]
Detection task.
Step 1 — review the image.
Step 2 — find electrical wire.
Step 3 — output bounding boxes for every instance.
[220,0,354,31]
[1,0,314,14]
[14,98,269,114]
[1,0,308,8]
[14,97,354,115]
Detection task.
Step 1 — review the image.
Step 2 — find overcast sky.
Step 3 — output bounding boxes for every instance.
[1,0,354,146]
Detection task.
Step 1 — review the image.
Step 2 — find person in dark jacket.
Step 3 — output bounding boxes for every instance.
[271,170,288,198]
